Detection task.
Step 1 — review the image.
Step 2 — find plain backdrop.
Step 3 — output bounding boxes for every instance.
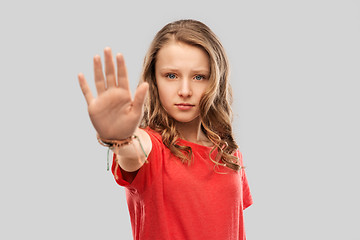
[1,0,359,239]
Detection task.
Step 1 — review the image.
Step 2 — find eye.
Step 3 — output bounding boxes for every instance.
[166,73,176,79]
[194,75,205,81]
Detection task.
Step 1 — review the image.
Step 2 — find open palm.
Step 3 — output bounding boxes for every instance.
[78,47,148,140]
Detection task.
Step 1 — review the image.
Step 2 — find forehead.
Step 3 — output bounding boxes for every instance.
[155,41,210,72]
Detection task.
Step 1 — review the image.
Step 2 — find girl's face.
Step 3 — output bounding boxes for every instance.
[155,41,210,124]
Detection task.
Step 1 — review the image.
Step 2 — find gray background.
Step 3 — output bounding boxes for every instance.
[1,0,359,239]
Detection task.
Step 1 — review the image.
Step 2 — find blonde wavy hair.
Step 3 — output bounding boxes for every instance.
[139,19,243,171]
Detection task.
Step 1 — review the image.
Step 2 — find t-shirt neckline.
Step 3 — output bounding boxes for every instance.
[177,137,214,150]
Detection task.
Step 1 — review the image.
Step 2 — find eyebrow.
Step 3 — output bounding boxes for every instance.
[158,67,210,74]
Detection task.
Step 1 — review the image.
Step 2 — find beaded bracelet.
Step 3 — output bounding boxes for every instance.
[97,134,148,171]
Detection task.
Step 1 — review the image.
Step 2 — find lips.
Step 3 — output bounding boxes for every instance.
[175,103,194,107]
[175,103,195,110]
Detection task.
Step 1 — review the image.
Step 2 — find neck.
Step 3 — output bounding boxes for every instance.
[175,117,212,147]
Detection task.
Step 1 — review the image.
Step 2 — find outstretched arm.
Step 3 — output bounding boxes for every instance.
[78,47,151,172]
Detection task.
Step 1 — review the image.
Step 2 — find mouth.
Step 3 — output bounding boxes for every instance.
[175,103,195,110]
[175,103,195,107]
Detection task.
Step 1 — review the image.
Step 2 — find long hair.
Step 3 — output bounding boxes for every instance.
[139,19,243,171]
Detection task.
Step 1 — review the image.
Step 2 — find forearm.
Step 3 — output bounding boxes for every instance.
[112,128,152,172]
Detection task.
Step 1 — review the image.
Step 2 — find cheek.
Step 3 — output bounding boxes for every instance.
[157,88,171,111]
[196,85,208,98]
[157,82,176,102]
[157,88,167,103]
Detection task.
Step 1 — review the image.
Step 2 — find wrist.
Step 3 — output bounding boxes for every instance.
[97,134,134,148]
[96,133,149,171]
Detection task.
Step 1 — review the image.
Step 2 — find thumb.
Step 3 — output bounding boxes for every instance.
[132,82,149,113]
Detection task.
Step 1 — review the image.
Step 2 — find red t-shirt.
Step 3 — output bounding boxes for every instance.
[112,128,253,240]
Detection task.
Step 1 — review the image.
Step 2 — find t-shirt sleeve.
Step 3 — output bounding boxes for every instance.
[111,128,163,193]
[237,151,253,210]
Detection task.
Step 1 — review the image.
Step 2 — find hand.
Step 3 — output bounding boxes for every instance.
[78,47,149,140]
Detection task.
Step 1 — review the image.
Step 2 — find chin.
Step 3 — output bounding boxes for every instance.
[173,116,200,124]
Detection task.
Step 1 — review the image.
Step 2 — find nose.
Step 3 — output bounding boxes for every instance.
[178,79,192,98]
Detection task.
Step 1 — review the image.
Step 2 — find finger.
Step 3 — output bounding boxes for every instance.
[78,73,94,106]
[116,53,130,91]
[132,82,149,113]
[104,47,117,88]
[93,55,106,95]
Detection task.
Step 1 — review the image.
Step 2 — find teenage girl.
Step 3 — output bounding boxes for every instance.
[78,19,252,240]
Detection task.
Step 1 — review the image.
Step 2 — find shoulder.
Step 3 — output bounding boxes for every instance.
[143,127,163,145]
[233,149,243,160]
[141,127,166,157]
